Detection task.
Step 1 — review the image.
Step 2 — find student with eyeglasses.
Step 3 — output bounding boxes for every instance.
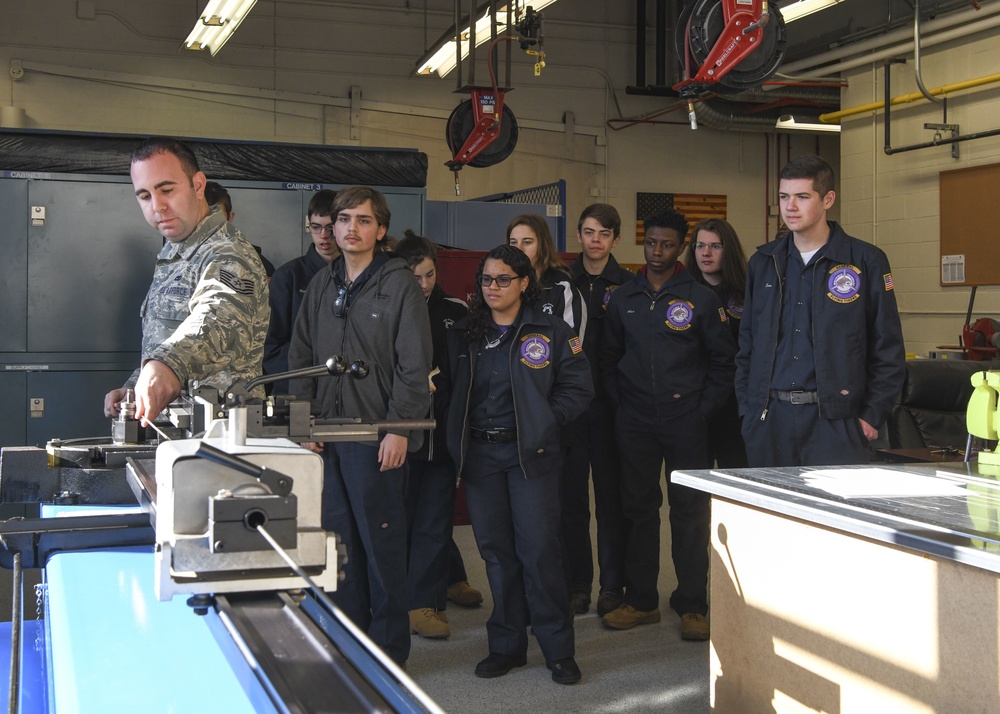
[263,189,340,394]
[437,244,593,684]
[682,217,750,469]
[288,186,432,668]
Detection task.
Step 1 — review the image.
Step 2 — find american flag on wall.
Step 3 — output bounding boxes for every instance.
[635,192,728,244]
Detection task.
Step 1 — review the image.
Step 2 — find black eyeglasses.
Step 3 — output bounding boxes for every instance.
[332,285,349,318]
[308,223,335,236]
[477,274,517,288]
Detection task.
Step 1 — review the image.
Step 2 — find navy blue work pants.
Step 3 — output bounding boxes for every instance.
[617,411,710,616]
[463,440,574,662]
[742,400,870,467]
[560,402,626,595]
[321,441,409,665]
[404,458,457,611]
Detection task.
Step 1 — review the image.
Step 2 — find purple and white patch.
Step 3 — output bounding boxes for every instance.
[726,297,743,320]
[520,333,552,369]
[827,265,861,304]
[665,300,694,331]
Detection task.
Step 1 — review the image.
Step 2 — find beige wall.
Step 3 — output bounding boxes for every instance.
[838,31,1000,358]
[7,1,990,357]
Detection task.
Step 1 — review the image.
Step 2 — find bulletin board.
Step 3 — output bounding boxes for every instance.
[939,163,1000,287]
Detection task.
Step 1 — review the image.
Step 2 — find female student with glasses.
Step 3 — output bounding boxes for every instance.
[438,244,593,685]
[683,217,749,468]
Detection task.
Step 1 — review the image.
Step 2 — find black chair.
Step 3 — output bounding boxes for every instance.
[887,359,1000,450]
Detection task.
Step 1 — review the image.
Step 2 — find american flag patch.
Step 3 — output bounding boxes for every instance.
[718,307,728,322]
[883,273,894,291]
[219,268,255,295]
[569,336,583,355]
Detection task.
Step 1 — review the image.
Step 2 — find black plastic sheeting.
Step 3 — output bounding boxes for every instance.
[0,130,428,187]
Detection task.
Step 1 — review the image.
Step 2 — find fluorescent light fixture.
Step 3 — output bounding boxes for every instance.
[184,0,258,56]
[416,0,558,78]
[775,115,842,133]
[780,0,845,24]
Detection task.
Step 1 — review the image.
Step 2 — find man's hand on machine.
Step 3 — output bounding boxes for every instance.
[104,387,128,418]
[133,360,182,425]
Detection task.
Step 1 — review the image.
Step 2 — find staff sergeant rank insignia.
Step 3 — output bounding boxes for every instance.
[827,264,861,304]
[665,300,695,331]
[520,333,552,369]
[218,268,256,296]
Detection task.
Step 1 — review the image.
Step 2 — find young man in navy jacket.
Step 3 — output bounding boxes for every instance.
[562,203,633,617]
[599,209,736,641]
[735,154,905,467]
[264,189,339,393]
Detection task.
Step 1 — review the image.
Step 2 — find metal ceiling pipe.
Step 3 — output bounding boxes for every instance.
[781,2,1000,75]
[807,13,1000,80]
[693,100,799,133]
[820,71,1000,123]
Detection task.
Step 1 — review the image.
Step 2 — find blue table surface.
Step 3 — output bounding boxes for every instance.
[41,506,261,714]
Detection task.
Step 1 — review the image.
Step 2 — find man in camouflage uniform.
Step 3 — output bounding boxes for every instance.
[103,137,269,424]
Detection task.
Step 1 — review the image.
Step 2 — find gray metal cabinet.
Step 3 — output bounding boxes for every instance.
[0,172,425,447]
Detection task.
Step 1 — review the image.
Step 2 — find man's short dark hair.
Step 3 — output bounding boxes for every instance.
[130,137,201,179]
[333,186,391,229]
[204,181,232,217]
[307,189,338,219]
[643,208,688,240]
[394,229,438,267]
[578,203,621,237]
[780,154,835,197]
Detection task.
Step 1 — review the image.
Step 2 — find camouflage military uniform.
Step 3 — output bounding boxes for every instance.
[125,210,269,398]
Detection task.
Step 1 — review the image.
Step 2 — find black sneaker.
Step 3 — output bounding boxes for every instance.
[547,657,582,684]
[475,652,527,678]
[570,590,591,615]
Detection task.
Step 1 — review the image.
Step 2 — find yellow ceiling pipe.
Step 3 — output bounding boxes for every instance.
[818,72,1000,124]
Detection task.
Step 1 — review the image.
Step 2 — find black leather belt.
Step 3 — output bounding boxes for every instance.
[772,390,819,405]
[469,427,518,444]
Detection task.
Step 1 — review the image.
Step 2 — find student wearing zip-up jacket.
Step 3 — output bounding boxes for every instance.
[735,154,904,467]
[393,230,482,641]
[598,209,736,642]
[288,187,432,668]
[507,213,588,338]
[562,203,634,619]
[438,245,593,685]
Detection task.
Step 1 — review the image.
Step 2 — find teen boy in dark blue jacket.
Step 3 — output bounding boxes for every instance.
[736,154,904,467]
[599,209,735,642]
[562,203,633,618]
[264,189,339,393]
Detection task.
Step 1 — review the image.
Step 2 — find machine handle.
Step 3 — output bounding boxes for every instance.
[194,443,293,496]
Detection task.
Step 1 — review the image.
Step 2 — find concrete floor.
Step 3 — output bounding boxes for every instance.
[407,497,711,714]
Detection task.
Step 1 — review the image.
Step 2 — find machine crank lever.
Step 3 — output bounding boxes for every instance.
[194,442,294,497]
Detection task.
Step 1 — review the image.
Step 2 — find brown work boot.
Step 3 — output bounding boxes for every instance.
[680,612,710,641]
[601,604,661,630]
[447,580,484,607]
[409,608,451,639]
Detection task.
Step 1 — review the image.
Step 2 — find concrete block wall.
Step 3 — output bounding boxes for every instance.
[839,30,1000,357]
